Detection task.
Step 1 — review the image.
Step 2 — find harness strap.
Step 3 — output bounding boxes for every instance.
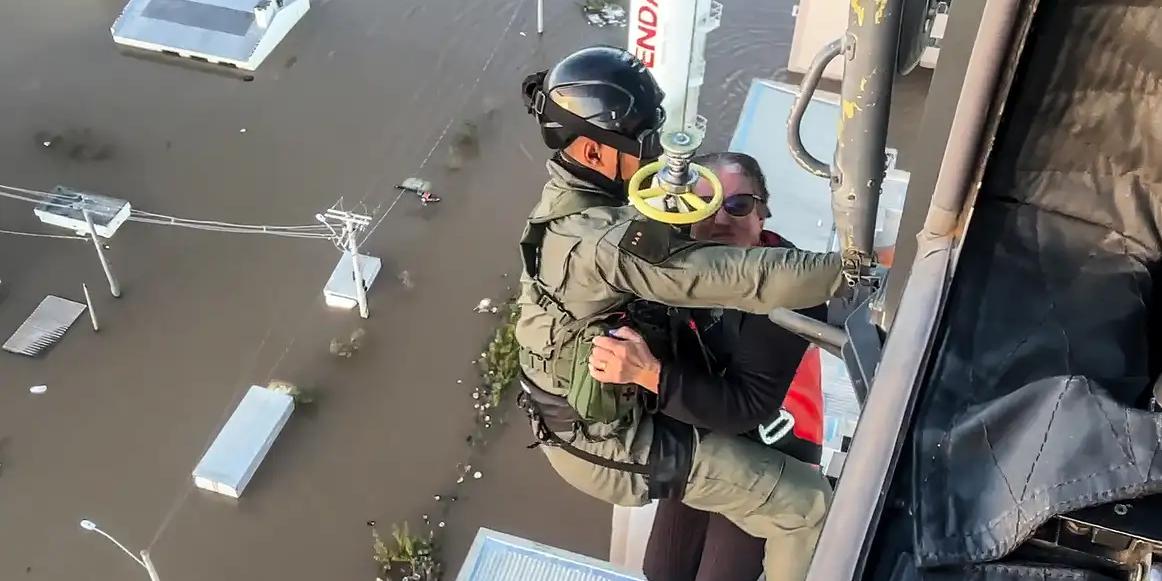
[518,373,650,475]
[520,221,577,321]
[533,421,650,475]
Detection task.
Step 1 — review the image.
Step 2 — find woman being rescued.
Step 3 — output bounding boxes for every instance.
[588,152,829,581]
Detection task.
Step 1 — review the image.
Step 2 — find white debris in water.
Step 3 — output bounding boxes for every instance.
[473,471,482,479]
[474,298,493,313]
[239,128,247,133]
[29,385,47,394]
[456,379,463,384]
[519,31,526,37]
[399,270,414,289]
[582,1,627,27]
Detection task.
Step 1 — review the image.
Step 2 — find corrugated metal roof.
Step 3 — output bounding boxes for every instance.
[457,528,644,581]
[3,296,86,357]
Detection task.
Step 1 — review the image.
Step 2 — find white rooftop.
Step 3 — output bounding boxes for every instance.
[111,0,309,70]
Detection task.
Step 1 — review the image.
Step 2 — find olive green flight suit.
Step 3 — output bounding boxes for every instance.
[517,161,841,581]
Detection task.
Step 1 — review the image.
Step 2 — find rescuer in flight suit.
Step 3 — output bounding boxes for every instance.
[516,46,842,581]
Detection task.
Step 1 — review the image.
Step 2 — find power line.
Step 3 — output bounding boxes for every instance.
[130,210,331,232]
[0,183,55,198]
[127,216,331,239]
[0,228,86,240]
[359,1,522,245]
[0,184,333,239]
[0,189,75,209]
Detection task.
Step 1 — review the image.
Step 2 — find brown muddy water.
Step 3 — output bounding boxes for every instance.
[0,0,803,578]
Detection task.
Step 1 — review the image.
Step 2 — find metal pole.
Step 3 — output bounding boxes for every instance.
[804,2,1024,579]
[82,209,121,298]
[831,0,905,266]
[348,231,369,319]
[536,0,544,34]
[82,283,99,331]
[140,550,162,581]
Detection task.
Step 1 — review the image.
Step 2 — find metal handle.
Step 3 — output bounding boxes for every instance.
[787,38,844,179]
[769,307,846,358]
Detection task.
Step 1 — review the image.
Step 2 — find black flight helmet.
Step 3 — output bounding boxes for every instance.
[522,46,666,161]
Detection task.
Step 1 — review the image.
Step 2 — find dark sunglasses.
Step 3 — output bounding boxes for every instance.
[699,193,766,217]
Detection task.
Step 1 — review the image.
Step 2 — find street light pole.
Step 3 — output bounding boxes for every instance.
[141,550,162,581]
[80,519,161,580]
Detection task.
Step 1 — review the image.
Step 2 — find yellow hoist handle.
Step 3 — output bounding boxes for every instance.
[626,161,724,225]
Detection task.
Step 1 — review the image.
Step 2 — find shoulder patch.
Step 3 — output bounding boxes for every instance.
[618,219,698,265]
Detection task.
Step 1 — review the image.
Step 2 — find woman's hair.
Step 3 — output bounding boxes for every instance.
[691,151,771,217]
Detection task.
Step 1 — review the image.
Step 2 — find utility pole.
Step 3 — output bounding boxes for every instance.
[82,209,121,298]
[321,208,373,319]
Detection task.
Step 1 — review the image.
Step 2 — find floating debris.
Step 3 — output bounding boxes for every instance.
[473,471,482,479]
[330,327,367,358]
[437,521,446,528]
[582,0,628,27]
[266,380,316,405]
[474,298,494,313]
[239,128,247,134]
[29,385,47,395]
[399,270,415,289]
[433,494,442,501]
[446,121,480,171]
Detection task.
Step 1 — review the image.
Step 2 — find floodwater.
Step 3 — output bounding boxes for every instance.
[0,0,809,579]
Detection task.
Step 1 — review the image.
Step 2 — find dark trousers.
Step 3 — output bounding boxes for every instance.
[643,498,765,581]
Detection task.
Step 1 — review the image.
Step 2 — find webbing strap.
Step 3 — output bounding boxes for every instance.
[536,426,650,475]
[518,374,650,475]
[520,221,578,322]
[532,90,660,159]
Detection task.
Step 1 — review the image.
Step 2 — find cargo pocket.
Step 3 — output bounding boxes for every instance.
[538,233,581,293]
[558,323,639,425]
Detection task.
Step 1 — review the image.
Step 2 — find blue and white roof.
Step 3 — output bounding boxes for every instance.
[111,0,309,70]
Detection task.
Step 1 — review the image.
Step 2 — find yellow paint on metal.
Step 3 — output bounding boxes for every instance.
[843,100,862,119]
[851,0,865,26]
[874,0,887,23]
